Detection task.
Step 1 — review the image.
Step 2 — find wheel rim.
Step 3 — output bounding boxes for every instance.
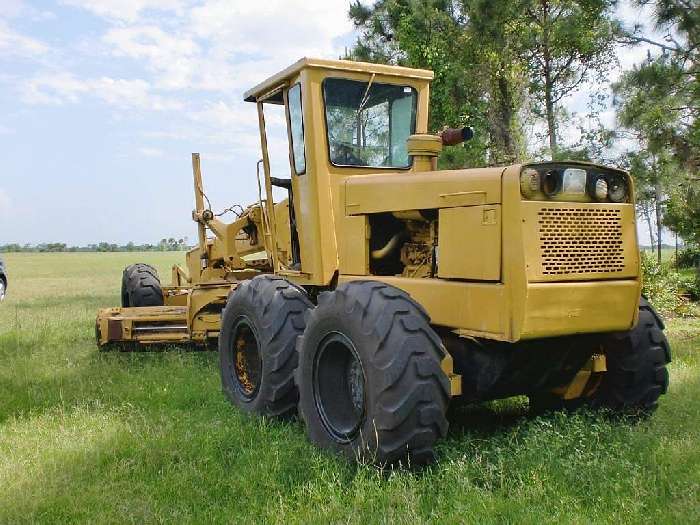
[230,316,262,400]
[0,280,5,301]
[313,332,366,442]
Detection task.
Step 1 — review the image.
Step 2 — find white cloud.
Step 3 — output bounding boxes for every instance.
[139,147,164,157]
[190,100,255,128]
[188,0,352,89]
[21,72,183,111]
[60,0,188,22]
[1,0,56,20]
[103,25,199,89]
[88,0,354,94]
[0,20,48,58]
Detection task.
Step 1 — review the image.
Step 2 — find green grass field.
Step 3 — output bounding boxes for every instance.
[1,252,699,524]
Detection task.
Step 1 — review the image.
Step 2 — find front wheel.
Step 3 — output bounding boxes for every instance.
[121,263,163,307]
[296,281,450,466]
[587,298,671,413]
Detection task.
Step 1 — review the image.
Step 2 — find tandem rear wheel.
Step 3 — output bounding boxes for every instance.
[218,275,312,417]
[295,281,450,466]
[218,278,451,466]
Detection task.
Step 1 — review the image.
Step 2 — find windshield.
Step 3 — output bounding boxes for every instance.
[323,78,417,168]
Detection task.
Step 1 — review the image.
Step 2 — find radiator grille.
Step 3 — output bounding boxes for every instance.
[538,207,625,275]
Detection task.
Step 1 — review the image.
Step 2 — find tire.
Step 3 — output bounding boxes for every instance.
[121,264,164,307]
[530,298,671,415]
[296,281,450,466]
[0,275,6,301]
[587,297,671,413]
[218,275,312,417]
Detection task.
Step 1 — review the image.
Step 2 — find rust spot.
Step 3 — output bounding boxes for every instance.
[108,319,123,341]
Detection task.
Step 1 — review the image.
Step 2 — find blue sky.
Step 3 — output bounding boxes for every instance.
[0,0,666,246]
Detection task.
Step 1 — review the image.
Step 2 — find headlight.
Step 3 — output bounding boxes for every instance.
[520,168,540,198]
[608,175,628,203]
[562,168,587,195]
[542,170,562,197]
[586,174,608,202]
[595,178,608,201]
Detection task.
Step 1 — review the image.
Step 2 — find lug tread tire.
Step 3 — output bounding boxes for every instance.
[296,280,450,466]
[590,298,671,413]
[530,298,671,415]
[121,263,164,307]
[219,275,312,418]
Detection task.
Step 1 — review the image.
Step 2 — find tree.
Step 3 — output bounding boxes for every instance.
[519,0,619,156]
[460,0,529,163]
[622,149,675,262]
[348,0,619,162]
[665,178,700,246]
[617,0,700,170]
[347,0,525,166]
[614,0,700,249]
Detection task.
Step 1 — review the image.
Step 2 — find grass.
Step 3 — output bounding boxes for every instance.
[1,252,699,524]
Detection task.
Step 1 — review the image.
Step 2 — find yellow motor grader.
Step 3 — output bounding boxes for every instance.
[96,58,671,465]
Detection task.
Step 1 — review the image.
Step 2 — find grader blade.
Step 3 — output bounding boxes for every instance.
[96,306,191,347]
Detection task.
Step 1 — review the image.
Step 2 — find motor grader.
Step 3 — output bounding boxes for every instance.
[96,58,671,465]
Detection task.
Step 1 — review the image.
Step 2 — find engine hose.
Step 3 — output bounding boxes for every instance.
[371,231,408,260]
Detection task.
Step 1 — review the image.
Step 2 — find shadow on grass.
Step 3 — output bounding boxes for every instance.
[447,399,529,438]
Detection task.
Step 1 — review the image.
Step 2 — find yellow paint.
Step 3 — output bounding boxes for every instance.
[437,205,501,281]
[97,58,642,358]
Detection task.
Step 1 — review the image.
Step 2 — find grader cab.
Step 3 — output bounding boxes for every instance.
[96,58,670,465]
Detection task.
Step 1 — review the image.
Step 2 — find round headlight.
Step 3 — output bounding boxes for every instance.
[520,168,540,198]
[608,175,628,203]
[594,178,608,201]
[542,170,562,197]
[586,176,609,202]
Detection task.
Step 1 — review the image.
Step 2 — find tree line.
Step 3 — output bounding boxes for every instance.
[0,238,191,253]
[347,0,699,262]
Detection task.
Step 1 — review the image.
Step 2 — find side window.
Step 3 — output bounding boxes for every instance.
[288,83,306,175]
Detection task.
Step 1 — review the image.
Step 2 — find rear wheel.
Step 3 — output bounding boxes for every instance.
[121,263,163,307]
[296,281,450,466]
[0,276,6,301]
[219,275,312,417]
[530,298,671,415]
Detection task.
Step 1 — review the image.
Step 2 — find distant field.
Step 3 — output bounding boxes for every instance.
[1,252,699,524]
[640,246,697,266]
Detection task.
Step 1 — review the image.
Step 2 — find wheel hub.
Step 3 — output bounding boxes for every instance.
[347,357,364,413]
[313,332,366,442]
[231,318,262,400]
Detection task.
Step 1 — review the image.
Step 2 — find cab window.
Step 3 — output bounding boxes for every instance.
[288,83,306,174]
[323,78,416,168]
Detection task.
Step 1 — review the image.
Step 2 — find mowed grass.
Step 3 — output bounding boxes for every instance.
[0,252,699,524]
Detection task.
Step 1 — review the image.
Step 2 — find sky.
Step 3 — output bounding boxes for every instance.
[0,0,671,246]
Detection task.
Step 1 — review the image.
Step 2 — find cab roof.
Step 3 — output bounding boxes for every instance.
[243,57,434,103]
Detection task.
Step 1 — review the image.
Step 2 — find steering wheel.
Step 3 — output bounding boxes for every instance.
[334,141,364,165]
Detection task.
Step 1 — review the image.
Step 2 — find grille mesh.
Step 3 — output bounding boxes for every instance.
[538,207,625,275]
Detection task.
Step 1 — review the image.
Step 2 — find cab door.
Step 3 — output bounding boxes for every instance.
[280,76,339,286]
